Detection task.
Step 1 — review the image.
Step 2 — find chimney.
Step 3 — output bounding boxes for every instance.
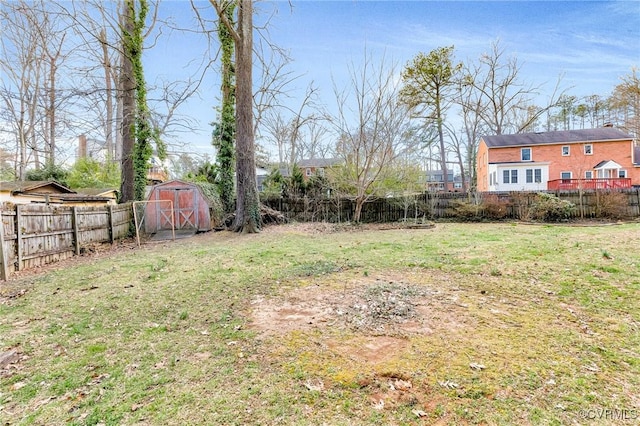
[78,134,87,159]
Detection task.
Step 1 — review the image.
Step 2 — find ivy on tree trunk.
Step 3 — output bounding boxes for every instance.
[120,0,165,202]
[212,2,236,213]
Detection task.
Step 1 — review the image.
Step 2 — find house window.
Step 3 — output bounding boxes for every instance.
[526,169,542,183]
[619,170,627,178]
[511,170,518,184]
[562,146,570,156]
[317,168,325,177]
[305,168,312,177]
[561,171,572,182]
[584,144,593,155]
[521,148,532,161]
[585,171,593,179]
[503,170,510,184]
[490,173,493,186]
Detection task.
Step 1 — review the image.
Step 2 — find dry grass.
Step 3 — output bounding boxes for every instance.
[1,222,639,425]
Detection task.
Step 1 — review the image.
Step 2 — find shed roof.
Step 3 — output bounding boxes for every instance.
[0,180,75,194]
[482,128,632,148]
[149,179,221,206]
[75,188,119,197]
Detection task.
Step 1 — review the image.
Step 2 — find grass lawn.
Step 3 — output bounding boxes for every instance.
[1,222,639,425]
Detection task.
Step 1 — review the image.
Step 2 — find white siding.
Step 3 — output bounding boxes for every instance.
[487,163,549,192]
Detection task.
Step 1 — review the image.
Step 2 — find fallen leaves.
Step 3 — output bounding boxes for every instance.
[389,378,412,391]
[438,380,459,389]
[412,409,428,418]
[304,378,325,392]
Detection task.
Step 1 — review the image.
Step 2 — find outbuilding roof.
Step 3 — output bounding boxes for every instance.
[0,180,75,194]
[482,128,632,148]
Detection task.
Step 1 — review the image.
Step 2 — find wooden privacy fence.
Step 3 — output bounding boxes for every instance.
[1,203,132,280]
[262,189,640,223]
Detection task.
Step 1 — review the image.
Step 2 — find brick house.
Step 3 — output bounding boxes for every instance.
[425,170,467,192]
[297,158,342,180]
[477,128,640,192]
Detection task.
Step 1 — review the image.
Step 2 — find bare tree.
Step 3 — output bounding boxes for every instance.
[0,1,42,179]
[0,0,75,176]
[261,82,323,172]
[331,53,418,222]
[610,67,640,139]
[460,41,565,135]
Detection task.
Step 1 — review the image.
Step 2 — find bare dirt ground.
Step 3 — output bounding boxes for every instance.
[249,273,467,338]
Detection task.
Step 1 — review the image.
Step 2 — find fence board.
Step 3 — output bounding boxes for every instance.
[262,189,640,224]
[0,203,133,280]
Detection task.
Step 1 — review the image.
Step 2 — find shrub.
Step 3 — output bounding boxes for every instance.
[482,194,509,219]
[594,191,629,219]
[447,193,510,221]
[510,192,533,220]
[528,193,576,221]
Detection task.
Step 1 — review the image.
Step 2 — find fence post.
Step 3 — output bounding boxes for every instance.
[108,205,115,244]
[72,207,80,256]
[0,209,7,281]
[15,205,22,271]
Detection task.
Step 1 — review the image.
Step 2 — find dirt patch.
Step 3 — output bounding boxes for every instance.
[328,336,409,364]
[249,272,468,338]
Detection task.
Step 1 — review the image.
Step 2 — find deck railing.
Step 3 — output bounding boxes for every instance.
[547,178,631,191]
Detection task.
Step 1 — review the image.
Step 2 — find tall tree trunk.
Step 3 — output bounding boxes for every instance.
[119,0,135,203]
[232,0,261,232]
[435,95,448,191]
[213,2,236,213]
[100,29,114,161]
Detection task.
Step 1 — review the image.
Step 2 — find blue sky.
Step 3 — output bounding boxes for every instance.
[148,0,640,157]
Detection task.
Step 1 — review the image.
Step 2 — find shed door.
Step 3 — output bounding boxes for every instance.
[156,187,199,230]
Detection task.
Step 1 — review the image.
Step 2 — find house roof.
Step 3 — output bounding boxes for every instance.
[297,158,342,168]
[482,128,633,148]
[0,180,76,194]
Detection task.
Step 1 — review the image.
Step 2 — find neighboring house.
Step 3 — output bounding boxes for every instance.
[78,134,110,162]
[425,170,467,192]
[0,181,112,206]
[297,158,342,180]
[78,134,167,184]
[256,166,270,192]
[477,127,640,192]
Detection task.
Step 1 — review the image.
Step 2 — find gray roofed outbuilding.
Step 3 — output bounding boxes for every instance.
[482,128,633,148]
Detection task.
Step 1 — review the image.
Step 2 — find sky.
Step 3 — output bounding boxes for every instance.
[148,0,640,159]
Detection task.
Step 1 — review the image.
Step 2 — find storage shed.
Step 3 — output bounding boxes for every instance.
[145,180,218,233]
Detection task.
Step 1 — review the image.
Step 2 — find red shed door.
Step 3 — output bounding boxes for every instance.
[156,187,199,230]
